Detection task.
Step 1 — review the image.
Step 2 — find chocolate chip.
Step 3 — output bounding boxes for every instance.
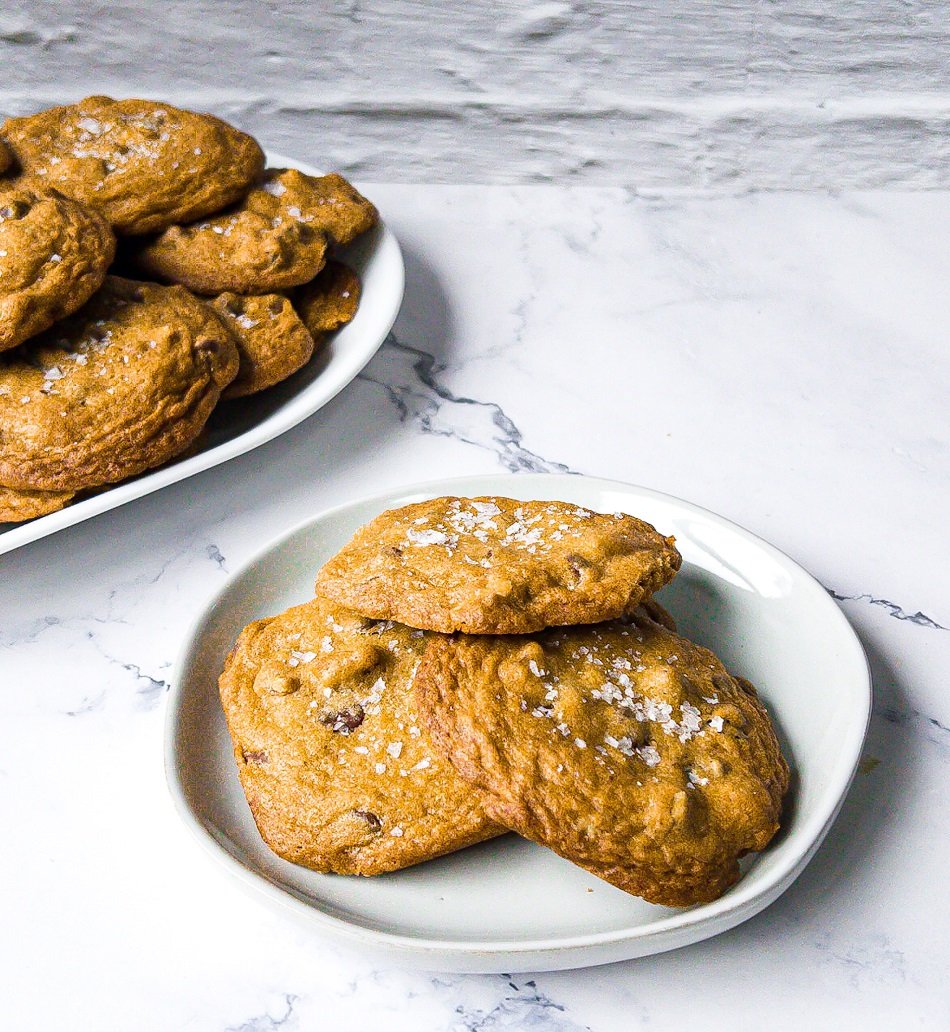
[194,337,219,354]
[0,201,29,220]
[712,674,734,695]
[354,810,382,832]
[679,674,700,696]
[241,748,268,764]
[566,553,590,582]
[320,704,365,734]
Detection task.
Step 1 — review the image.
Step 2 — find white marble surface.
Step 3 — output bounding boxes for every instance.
[2,184,947,1029]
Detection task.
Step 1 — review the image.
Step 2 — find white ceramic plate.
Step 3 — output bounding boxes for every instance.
[0,153,404,555]
[166,473,870,973]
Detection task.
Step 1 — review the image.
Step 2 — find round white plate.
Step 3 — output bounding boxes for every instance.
[0,152,404,555]
[166,473,870,972]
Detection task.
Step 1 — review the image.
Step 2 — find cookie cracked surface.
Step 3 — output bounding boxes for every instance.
[0,185,115,352]
[0,276,238,492]
[315,496,682,634]
[133,169,376,295]
[218,597,501,875]
[415,606,789,906]
[0,484,75,523]
[293,259,361,339]
[210,292,316,399]
[1,96,265,234]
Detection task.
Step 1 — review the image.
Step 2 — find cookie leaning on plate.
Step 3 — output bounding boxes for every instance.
[1,96,265,234]
[219,597,502,875]
[294,259,362,340]
[415,606,789,907]
[0,484,75,523]
[0,276,238,492]
[132,168,377,295]
[0,185,116,352]
[315,496,682,634]
[209,292,316,399]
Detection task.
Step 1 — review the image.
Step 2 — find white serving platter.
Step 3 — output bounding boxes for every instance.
[0,153,404,555]
[166,473,871,973]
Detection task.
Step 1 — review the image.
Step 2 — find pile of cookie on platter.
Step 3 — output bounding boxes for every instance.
[0,96,377,524]
[220,495,790,907]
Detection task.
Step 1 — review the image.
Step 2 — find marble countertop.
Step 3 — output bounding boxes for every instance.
[2,184,946,1029]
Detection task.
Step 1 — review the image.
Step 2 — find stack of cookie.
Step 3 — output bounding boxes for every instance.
[0,96,376,523]
[220,496,789,907]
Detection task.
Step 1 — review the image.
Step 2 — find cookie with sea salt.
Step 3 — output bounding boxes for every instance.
[415,605,789,907]
[132,168,376,295]
[315,496,682,635]
[209,292,316,399]
[1,96,264,234]
[293,259,361,338]
[0,185,116,352]
[0,276,238,492]
[0,483,75,523]
[218,597,502,875]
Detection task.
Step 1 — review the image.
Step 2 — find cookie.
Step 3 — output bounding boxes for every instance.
[315,497,682,634]
[132,168,376,295]
[415,607,789,907]
[0,185,116,352]
[0,276,238,492]
[289,171,378,245]
[218,598,502,875]
[1,97,264,234]
[293,260,361,338]
[210,292,316,399]
[0,137,12,175]
[0,484,75,523]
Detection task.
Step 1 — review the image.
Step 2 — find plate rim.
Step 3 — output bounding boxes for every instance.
[165,471,872,963]
[0,151,405,556]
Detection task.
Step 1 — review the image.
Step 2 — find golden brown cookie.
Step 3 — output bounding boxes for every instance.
[0,428,212,523]
[132,169,376,295]
[0,185,116,352]
[0,276,238,492]
[416,607,789,907]
[219,598,502,875]
[1,97,264,234]
[210,292,316,399]
[293,260,361,338]
[0,484,75,523]
[290,171,378,245]
[0,137,12,175]
[315,497,682,634]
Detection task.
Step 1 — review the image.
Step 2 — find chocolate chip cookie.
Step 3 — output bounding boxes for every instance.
[0,185,115,352]
[210,292,316,399]
[415,606,789,906]
[219,598,502,875]
[293,260,361,339]
[0,276,238,492]
[132,168,376,295]
[1,96,265,234]
[315,497,682,634]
